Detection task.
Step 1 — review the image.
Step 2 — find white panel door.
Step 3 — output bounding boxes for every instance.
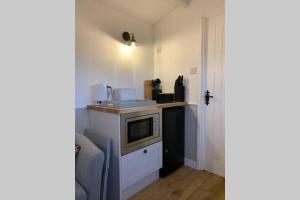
[204,15,225,177]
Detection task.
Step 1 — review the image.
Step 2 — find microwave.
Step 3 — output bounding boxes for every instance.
[120,109,162,155]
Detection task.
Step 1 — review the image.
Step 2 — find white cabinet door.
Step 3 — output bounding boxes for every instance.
[121,142,162,190]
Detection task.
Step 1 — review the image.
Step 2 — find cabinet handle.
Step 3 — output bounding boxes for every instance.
[144,149,148,154]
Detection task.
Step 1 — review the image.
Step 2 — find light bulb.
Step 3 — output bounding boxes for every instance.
[121,44,131,55]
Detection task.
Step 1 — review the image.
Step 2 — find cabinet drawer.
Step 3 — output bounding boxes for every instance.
[121,142,162,190]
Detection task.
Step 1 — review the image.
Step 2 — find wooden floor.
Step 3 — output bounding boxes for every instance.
[129,166,225,200]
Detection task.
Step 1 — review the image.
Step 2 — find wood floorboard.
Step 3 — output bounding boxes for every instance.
[129,166,225,200]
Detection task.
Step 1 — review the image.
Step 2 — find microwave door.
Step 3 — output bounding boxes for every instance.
[127,117,154,145]
[121,109,161,155]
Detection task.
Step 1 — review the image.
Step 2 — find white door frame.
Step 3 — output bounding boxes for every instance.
[196,13,224,170]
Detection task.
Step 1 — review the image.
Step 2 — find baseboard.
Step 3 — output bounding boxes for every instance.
[122,170,159,200]
[204,157,225,177]
[184,158,197,169]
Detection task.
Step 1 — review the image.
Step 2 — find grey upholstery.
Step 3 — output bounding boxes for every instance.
[75,180,87,200]
[84,129,112,200]
[75,133,105,200]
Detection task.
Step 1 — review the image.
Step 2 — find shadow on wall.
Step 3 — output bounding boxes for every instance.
[185,104,198,161]
[75,108,90,134]
[76,0,154,46]
[76,0,121,42]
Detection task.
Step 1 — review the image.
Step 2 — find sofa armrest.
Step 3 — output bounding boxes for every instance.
[75,133,104,200]
[84,129,112,200]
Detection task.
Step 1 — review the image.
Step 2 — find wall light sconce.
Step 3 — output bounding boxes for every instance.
[122,32,139,48]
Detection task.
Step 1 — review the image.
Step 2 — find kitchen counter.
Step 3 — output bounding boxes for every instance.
[87,102,186,114]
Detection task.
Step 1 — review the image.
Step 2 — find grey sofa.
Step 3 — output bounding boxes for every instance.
[84,129,111,200]
[75,133,105,200]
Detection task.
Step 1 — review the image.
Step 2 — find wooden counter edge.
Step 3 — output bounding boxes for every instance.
[87,102,186,114]
[156,102,186,109]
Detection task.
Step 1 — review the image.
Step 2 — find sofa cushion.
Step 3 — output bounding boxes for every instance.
[75,180,87,200]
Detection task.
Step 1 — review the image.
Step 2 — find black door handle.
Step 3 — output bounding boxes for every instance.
[205,90,213,105]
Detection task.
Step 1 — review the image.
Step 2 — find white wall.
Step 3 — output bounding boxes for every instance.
[154,0,224,104]
[76,0,154,107]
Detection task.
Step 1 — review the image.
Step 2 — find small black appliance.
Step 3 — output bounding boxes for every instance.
[174,75,185,102]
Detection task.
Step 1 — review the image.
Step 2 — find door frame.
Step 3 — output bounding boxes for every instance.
[196,13,224,170]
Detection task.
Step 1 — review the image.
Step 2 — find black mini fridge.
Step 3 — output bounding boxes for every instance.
[159,106,185,177]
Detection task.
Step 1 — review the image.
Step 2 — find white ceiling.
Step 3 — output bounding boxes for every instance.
[100,0,190,24]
